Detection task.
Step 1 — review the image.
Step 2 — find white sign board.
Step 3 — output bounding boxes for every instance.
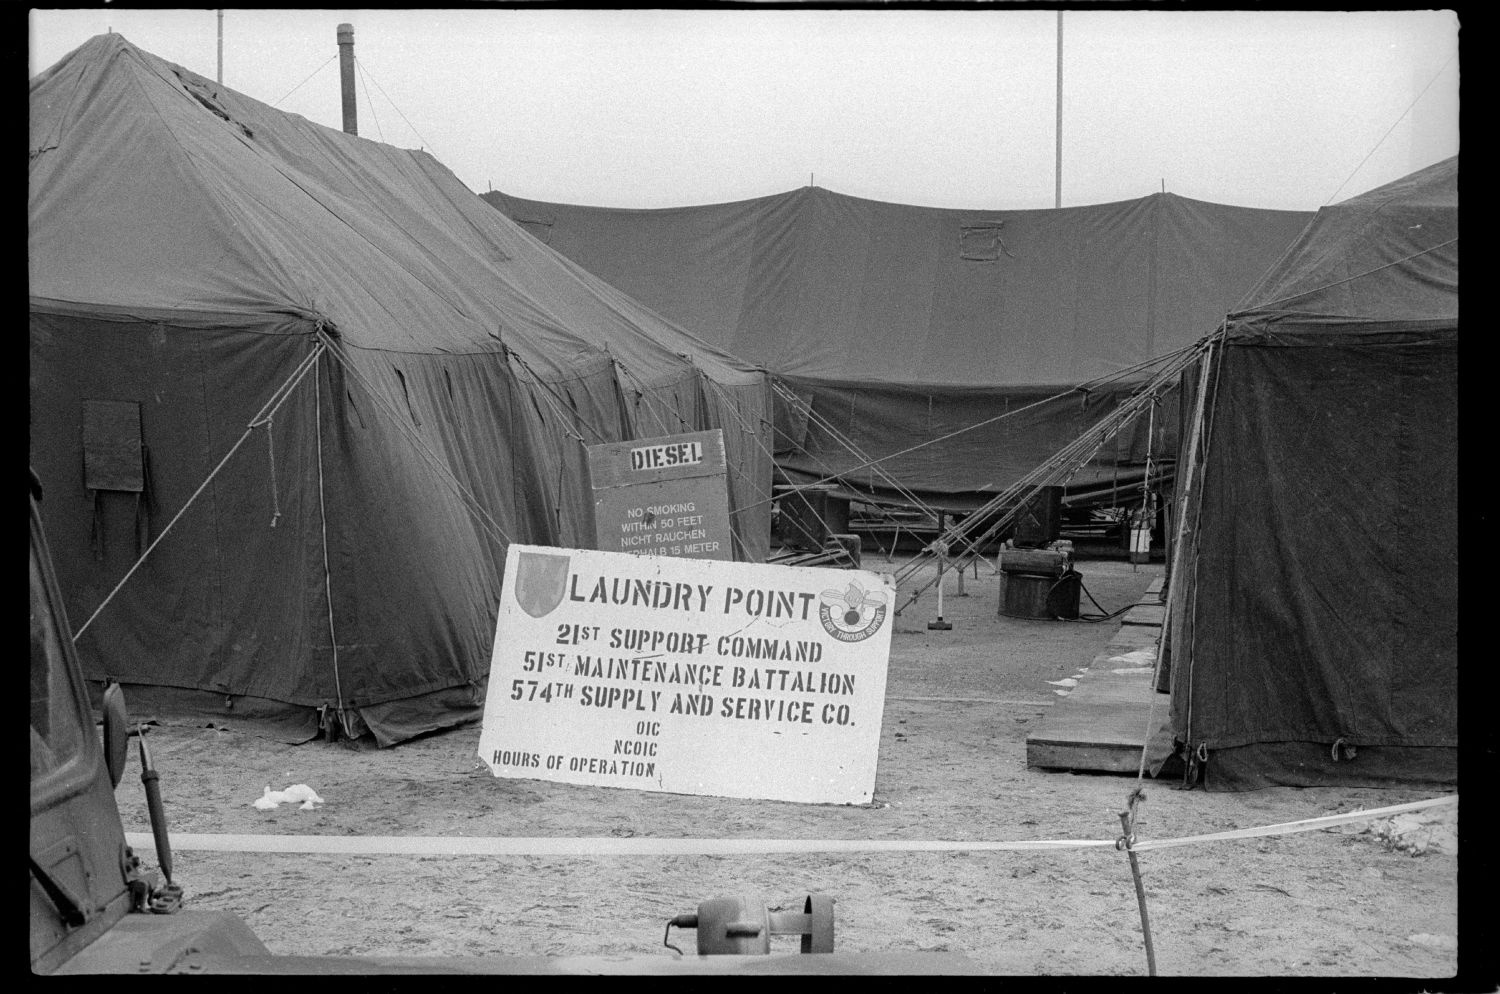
[477,545,894,804]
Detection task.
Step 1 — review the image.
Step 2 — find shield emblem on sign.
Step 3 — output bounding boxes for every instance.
[513,551,572,618]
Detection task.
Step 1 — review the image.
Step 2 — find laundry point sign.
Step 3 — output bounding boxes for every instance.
[587,429,732,561]
[477,545,894,804]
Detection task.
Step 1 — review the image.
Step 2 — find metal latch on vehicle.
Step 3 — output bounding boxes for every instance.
[664,894,835,955]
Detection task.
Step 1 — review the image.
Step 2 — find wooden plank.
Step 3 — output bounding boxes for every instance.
[1103,628,1160,651]
[1025,640,1171,774]
[1027,740,1144,774]
[888,696,1053,706]
[1120,603,1165,627]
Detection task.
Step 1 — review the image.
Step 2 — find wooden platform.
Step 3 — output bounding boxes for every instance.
[1025,577,1174,774]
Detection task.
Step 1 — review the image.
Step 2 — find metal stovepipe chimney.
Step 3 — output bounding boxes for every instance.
[337,23,357,136]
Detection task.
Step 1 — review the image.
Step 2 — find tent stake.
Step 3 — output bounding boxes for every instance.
[928,513,952,630]
[1117,787,1157,976]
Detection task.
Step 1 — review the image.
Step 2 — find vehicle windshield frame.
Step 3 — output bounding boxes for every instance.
[30,505,98,812]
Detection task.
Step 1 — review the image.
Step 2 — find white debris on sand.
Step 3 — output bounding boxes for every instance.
[1407,933,1458,951]
[1107,647,1158,675]
[1045,678,1079,688]
[254,783,325,810]
[1106,647,1157,667]
[1371,809,1458,855]
[1328,801,1457,856]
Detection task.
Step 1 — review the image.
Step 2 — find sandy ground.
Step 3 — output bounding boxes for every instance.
[111,556,1459,977]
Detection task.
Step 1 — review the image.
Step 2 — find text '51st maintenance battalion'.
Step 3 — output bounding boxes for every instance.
[477,546,895,805]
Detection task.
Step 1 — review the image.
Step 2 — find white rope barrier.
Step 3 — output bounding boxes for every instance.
[126,794,1453,859]
[1129,795,1455,853]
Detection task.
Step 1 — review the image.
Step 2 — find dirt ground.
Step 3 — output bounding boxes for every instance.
[111,556,1459,977]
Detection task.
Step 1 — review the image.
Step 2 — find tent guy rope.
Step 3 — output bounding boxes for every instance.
[738,341,1203,523]
[772,379,942,521]
[1245,238,1458,313]
[765,381,933,555]
[890,337,1206,613]
[72,341,326,642]
[319,333,514,549]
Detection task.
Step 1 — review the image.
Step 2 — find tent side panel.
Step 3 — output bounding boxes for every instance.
[1176,337,1456,787]
[315,349,543,743]
[712,376,775,564]
[30,314,326,704]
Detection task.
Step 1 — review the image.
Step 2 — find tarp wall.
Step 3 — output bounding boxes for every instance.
[485,187,1313,507]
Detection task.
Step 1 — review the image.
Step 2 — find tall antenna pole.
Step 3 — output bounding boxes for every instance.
[337,23,358,136]
[1055,11,1063,209]
[216,10,223,84]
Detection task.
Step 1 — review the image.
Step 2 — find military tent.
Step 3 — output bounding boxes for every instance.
[29,34,774,745]
[484,186,1313,512]
[1163,156,1457,789]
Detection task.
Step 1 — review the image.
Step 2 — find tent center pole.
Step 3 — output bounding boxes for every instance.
[314,343,348,732]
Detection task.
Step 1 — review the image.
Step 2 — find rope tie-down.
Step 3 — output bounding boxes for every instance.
[250,413,282,528]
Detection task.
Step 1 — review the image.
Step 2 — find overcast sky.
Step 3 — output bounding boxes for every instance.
[29,8,1459,211]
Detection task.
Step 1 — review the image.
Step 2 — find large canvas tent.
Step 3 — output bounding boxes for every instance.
[484,186,1314,512]
[1164,156,1458,789]
[29,35,774,745]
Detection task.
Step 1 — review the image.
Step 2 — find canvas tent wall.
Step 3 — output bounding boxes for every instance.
[29,34,773,746]
[1164,156,1457,789]
[484,186,1313,513]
